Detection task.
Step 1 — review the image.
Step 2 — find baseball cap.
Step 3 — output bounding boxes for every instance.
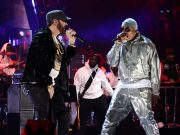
[46,10,71,24]
[121,18,138,30]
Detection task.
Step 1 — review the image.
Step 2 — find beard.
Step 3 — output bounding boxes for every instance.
[57,22,66,34]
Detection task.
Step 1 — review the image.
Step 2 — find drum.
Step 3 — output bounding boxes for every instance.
[2,68,15,76]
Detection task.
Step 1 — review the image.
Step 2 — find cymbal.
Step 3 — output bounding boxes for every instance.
[12,60,24,66]
[0,61,24,69]
[0,51,16,56]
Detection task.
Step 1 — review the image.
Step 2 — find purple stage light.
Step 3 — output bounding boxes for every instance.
[32,0,37,14]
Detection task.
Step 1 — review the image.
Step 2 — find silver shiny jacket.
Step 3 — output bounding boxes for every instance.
[107,33,161,95]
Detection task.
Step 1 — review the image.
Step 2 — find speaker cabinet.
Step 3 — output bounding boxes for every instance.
[7,84,34,133]
[8,84,34,112]
[20,84,34,111]
[7,84,21,113]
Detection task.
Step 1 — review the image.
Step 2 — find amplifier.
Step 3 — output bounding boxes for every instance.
[7,84,34,133]
[8,84,34,113]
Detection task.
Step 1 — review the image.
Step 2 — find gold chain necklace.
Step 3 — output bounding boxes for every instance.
[52,36,64,55]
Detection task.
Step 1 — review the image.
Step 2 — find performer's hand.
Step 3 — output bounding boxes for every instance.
[152,94,160,107]
[66,28,76,46]
[115,32,127,44]
[48,84,54,99]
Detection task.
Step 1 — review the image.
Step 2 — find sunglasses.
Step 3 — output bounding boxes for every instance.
[120,27,131,32]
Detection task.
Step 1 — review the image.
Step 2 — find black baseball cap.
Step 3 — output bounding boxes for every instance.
[46,10,71,24]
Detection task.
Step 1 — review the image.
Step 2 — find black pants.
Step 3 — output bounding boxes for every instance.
[28,85,70,135]
[51,89,71,135]
[73,95,108,135]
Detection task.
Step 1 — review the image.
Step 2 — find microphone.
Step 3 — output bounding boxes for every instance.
[64,27,86,43]
[112,37,121,42]
[74,34,86,43]
[112,32,126,42]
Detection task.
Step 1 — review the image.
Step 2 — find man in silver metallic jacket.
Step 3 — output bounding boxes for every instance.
[101,18,161,135]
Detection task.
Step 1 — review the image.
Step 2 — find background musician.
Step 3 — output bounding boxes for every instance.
[0,43,16,98]
[161,48,180,83]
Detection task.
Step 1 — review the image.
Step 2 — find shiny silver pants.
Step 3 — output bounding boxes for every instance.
[101,88,160,135]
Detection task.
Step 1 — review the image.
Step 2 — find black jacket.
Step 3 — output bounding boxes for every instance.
[22,28,76,91]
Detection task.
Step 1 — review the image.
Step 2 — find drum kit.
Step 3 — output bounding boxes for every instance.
[0,50,24,123]
[0,51,24,98]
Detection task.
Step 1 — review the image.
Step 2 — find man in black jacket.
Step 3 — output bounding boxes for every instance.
[22,10,76,135]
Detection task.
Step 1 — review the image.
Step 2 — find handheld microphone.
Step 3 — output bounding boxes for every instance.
[74,34,85,43]
[64,27,86,43]
[112,32,127,42]
[112,37,121,42]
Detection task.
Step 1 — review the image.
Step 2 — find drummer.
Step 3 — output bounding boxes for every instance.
[0,43,16,76]
[161,47,180,82]
[0,43,16,98]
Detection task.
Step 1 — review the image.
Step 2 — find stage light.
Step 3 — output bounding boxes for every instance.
[12,39,16,46]
[19,31,25,37]
[32,0,37,14]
